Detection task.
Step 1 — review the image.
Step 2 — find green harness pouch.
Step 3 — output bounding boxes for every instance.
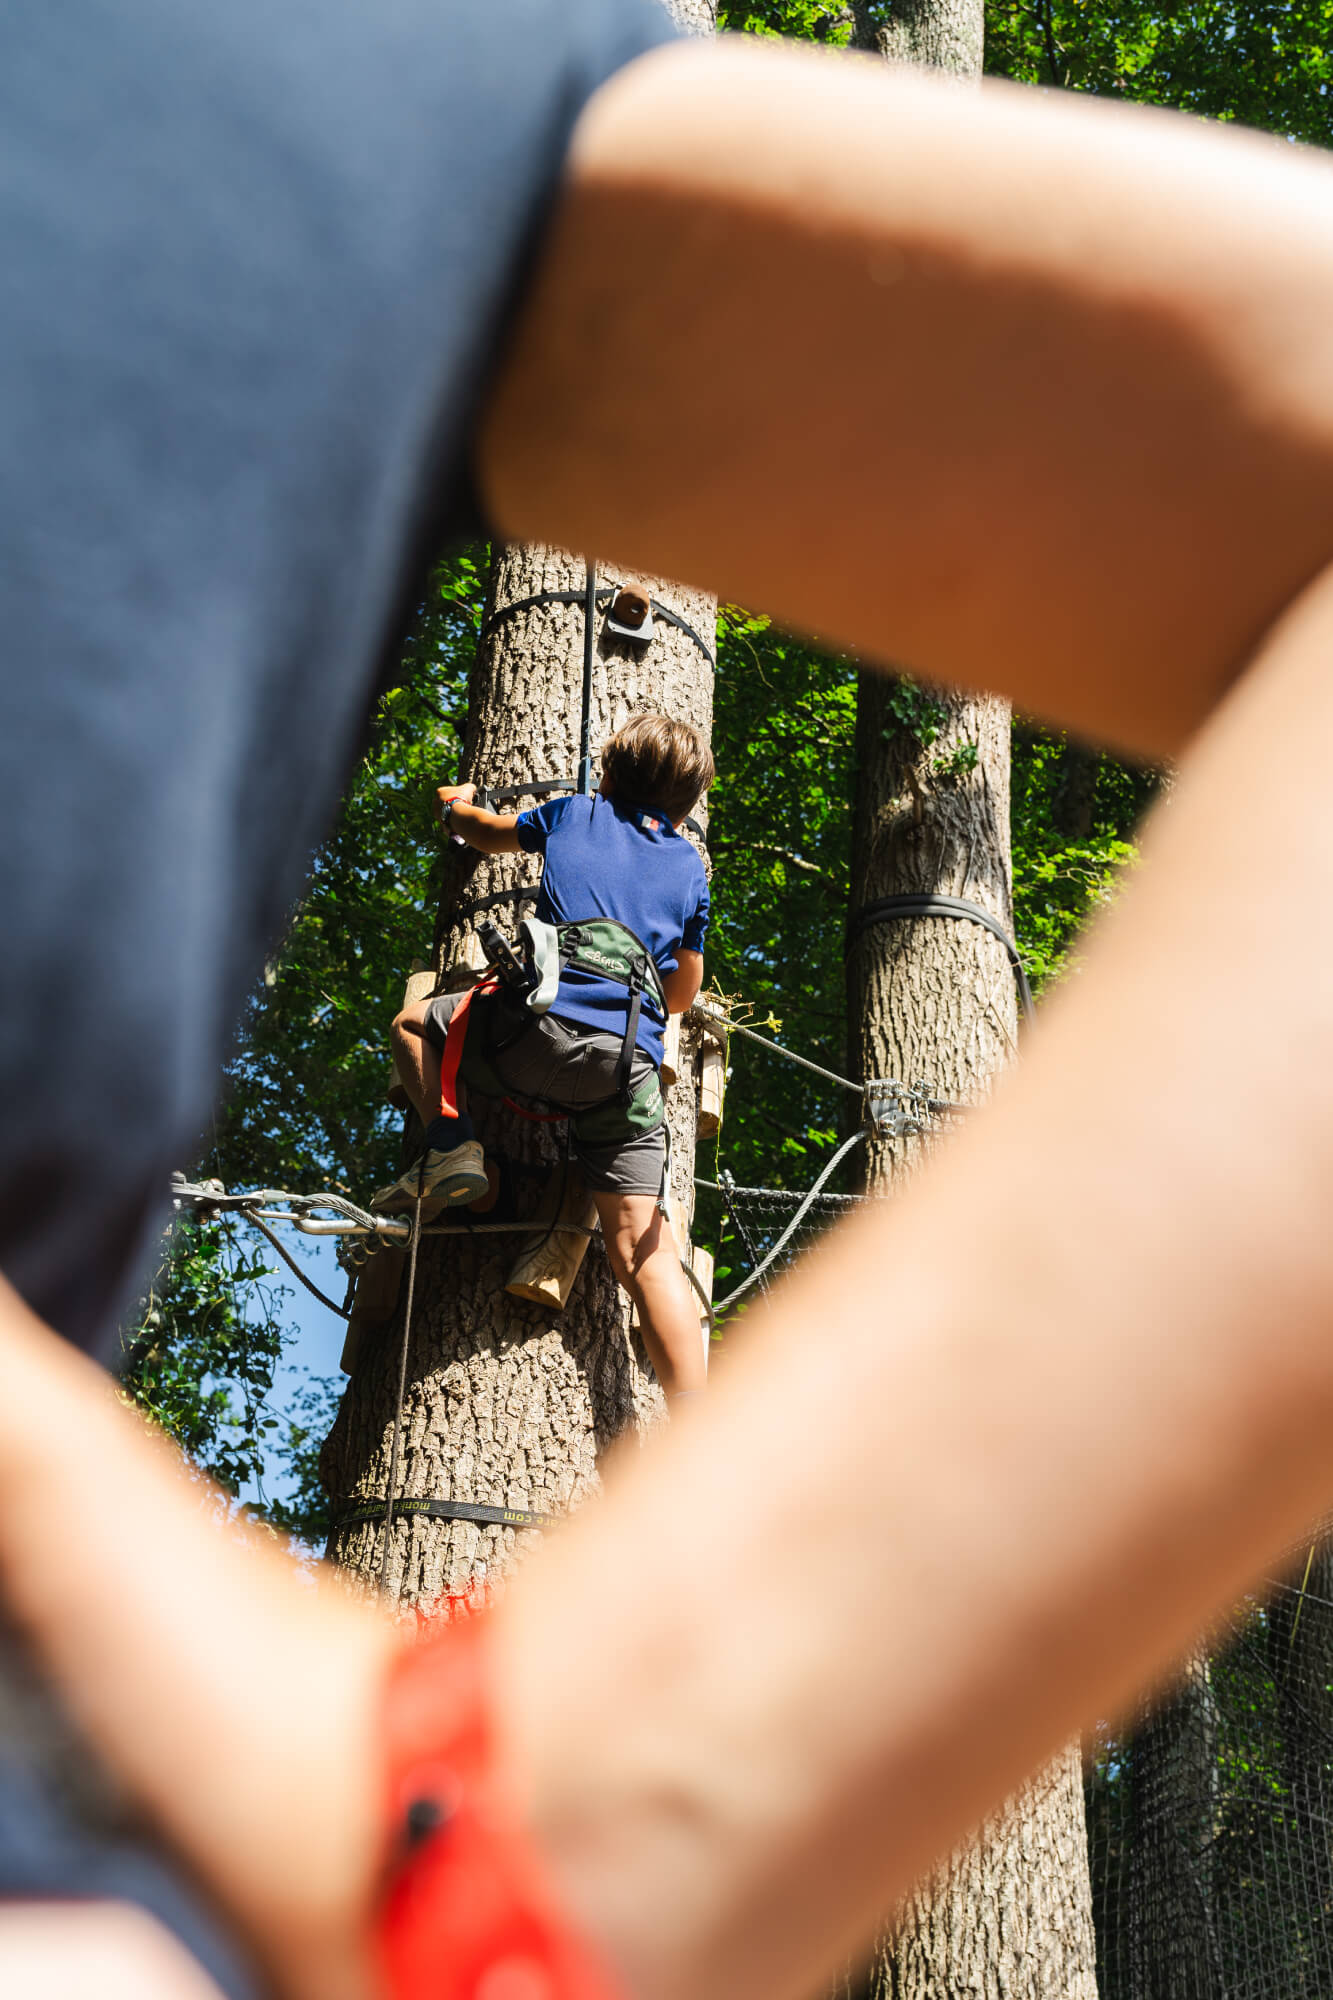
[460,918,668,1144]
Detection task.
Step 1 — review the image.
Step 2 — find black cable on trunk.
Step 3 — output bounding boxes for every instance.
[577,561,596,794]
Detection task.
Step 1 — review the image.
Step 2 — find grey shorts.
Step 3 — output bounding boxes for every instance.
[424,991,666,1197]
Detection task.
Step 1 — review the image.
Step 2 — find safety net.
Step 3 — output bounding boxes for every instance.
[1085,1537,1333,2000]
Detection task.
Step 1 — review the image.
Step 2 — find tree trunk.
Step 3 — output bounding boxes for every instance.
[1126,1654,1225,2000]
[845,2,1099,1992]
[1266,1535,1333,1996]
[851,0,983,75]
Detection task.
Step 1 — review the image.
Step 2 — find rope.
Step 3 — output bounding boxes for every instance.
[846,894,1036,1026]
[717,1169,771,1301]
[689,1005,966,1119]
[692,1003,863,1100]
[578,561,596,795]
[172,1174,408,1239]
[245,1214,354,1320]
[712,1128,868,1313]
[172,1175,595,1246]
[378,1174,424,1594]
[696,1179,861,1208]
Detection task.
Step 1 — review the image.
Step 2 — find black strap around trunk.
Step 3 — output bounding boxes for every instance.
[326,1495,552,1557]
[846,893,1036,1026]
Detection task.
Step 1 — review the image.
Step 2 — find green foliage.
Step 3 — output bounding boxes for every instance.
[210,548,485,1198]
[706,611,856,1175]
[1010,730,1151,992]
[720,0,1333,145]
[120,552,487,1530]
[718,1,852,41]
[120,1218,287,1497]
[883,676,948,753]
[986,2,1333,145]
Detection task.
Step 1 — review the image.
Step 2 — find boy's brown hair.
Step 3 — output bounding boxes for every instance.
[600,713,714,823]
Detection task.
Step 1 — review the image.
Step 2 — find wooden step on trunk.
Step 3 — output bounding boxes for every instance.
[339,1243,407,1374]
[504,1166,598,1312]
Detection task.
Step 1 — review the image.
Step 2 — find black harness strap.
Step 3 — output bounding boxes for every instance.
[327,1495,552,1557]
[846,894,1036,1026]
[617,961,645,1103]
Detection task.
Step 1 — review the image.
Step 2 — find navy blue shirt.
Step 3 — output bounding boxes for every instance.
[516,792,710,1065]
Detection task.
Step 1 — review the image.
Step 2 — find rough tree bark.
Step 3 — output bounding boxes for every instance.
[844,2,1099,1993]
[319,0,718,1617]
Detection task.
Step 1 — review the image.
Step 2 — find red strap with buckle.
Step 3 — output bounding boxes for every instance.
[438,980,497,1120]
[377,1609,622,2000]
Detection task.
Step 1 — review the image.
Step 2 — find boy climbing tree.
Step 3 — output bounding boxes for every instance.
[375,712,713,1401]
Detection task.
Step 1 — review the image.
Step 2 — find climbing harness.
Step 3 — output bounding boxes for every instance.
[846,893,1036,1027]
[441,915,668,1125]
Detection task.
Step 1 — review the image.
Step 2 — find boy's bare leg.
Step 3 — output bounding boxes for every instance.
[390,999,443,1131]
[594,1192,707,1398]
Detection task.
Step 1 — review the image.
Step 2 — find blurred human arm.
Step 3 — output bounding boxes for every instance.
[0,1286,392,2000]
[480,36,1333,764]
[491,561,1333,2000]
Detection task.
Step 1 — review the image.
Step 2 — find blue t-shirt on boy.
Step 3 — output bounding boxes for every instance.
[515,791,709,1066]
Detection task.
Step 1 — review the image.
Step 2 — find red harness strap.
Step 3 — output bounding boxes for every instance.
[502,1097,567,1124]
[376,1610,622,2000]
[438,979,498,1120]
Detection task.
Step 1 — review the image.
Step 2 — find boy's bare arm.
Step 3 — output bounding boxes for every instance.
[437,783,522,855]
[661,949,702,1015]
[479,37,1333,764]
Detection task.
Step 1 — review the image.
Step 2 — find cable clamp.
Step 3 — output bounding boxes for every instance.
[863,1078,935,1138]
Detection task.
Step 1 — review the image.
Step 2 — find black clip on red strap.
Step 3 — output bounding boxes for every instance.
[377,1610,622,2000]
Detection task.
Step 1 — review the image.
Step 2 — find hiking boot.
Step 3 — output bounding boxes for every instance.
[372,1139,489,1215]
